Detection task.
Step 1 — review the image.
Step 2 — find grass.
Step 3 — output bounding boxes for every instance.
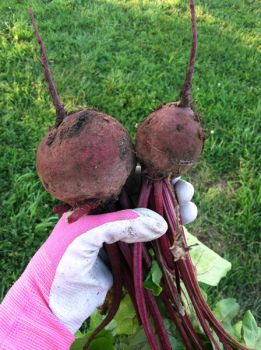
[0,0,260,323]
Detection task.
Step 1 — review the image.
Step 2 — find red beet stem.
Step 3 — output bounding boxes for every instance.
[161,293,196,350]
[84,244,123,350]
[122,263,141,320]
[138,177,152,207]
[119,188,132,209]
[28,8,66,125]
[67,202,100,223]
[137,180,202,349]
[178,262,221,350]
[153,182,164,216]
[118,224,170,349]
[182,256,250,350]
[118,241,133,269]
[119,243,171,350]
[162,184,178,239]
[163,180,250,350]
[180,262,230,350]
[182,313,205,350]
[149,181,184,316]
[168,182,250,350]
[133,243,159,350]
[162,181,221,349]
[153,183,176,270]
[133,180,159,350]
[179,0,197,108]
[53,203,71,215]
[153,239,185,315]
[145,290,172,350]
[154,241,203,349]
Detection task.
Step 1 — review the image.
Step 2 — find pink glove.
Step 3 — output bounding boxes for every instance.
[0,209,167,350]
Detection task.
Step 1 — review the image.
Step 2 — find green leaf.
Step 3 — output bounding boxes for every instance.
[255,329,261,349]
[107,294,139,336]
[213,298,240,338]
[214,298,240,322]
[242,310,261,348]
[181,285,205,334]
[185,228,231,286]
[213,332,225,350]
[143,259,163,296]
[89,310,104,332]
[163,318,186,350]
[119,327,150,350]
[70,329,114,350]
[233,320,243,341]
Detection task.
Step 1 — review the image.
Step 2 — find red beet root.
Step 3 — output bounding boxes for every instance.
[136,0,204,179]
[37,109,135,207]
[136,103,204,178]
[29,9,135,216]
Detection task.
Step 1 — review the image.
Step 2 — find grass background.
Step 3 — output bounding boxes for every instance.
[0,0,260,322]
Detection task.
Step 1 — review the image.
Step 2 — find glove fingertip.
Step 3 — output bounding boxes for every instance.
[180,202,198,225]
[171,176,181,185]
[131,208,168,240]
[175,180,194,205]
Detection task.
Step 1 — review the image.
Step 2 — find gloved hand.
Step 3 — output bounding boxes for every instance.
[0,180,197,350]
[0,209,167,350]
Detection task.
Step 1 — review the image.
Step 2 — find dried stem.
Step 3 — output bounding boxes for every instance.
[28,8,66,126]
[179,0,197,108]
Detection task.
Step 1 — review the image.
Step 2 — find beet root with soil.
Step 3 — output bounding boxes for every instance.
[29,9,135,221]
[36,109,135,208]
[136,103,204,179]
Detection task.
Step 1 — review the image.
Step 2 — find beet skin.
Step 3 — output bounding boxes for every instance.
[37,109,136,207]
[136,103,204,179]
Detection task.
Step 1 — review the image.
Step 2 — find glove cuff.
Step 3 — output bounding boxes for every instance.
[0,250,74,350]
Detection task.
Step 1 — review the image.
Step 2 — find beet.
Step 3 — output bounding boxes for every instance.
[136,104,204,178]
[136,0,204,179]
[37,109,135,207]
[29,9,135,218]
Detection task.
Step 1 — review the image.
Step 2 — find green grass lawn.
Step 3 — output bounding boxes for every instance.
[0,0,260,322]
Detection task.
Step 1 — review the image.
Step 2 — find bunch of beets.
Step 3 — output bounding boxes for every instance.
[28,1,250,349]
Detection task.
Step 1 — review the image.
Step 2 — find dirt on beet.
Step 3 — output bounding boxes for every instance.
[36,109,136,207]
[136,103,204,179]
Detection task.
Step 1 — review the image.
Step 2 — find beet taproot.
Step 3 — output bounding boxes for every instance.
[37,109,135,207]
[136,0,204,179]
[136,104,204,179]
[29,9,135,218]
